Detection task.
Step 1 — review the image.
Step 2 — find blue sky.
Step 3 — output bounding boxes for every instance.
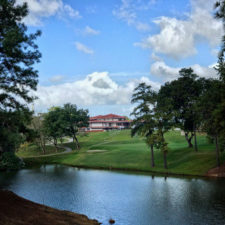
[19,0,223,116]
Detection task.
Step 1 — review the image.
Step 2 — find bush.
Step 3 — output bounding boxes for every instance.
[0,152,25,170]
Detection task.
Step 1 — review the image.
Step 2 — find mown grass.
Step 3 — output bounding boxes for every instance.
[20,130,225,176]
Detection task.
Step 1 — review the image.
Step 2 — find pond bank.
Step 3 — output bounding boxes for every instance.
[18,130,225,178]
[206,163,225,177]
[23,158,225,179]
[0,190,100,225]
[2,165,225,225]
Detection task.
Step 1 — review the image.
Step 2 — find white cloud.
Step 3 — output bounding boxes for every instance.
[150,61,218,81]
[211,48,219,57]
[34,72,160,111]
[16,0,80,26]
[135,22,151,32]
[74,42,94,54]
[85,6,97,14]
[150,61,180,80]
[84,26,100,35]
[113,0,151,32]
[136,0,223,59]
[49,75,65,83]
[151,52,161,61]
[63,4,81,19]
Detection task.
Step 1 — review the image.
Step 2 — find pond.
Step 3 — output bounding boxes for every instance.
[1,165,225,225]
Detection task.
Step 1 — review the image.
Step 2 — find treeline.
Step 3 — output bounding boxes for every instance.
[32,104,89,154]
[131,0,225,169]
[131,67,225,169]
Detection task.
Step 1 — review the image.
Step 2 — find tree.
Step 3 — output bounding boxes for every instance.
[131,83,172,169]
[31,114,47,154]
[0,108,33,153]
[131,83,157,167]
[0,0,41,156]
[158,68,203,151]
[43,107,66,152]
[153,102,172,169]
[198,79,223,166]
[215,1,225,58]
[42,104,89,151]
[214,0,225,155]
[0,0,41,110]
[62,103,89,150]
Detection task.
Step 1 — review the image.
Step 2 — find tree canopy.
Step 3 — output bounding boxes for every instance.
[42,104,89,150]
[0,0,41,111]
[0,0,41,166]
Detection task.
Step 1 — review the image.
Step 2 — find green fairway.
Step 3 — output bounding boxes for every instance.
[20,130,225,176]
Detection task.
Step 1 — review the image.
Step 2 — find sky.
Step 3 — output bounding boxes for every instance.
[18,0,224,116]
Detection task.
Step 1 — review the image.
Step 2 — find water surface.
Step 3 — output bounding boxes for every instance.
[1,165,225,225]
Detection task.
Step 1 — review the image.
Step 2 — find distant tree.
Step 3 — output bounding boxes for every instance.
[158,68,203,151]
[31,114,47,154]
[43,107,66,152]
[62,103,89,150]
[0,0,41,156]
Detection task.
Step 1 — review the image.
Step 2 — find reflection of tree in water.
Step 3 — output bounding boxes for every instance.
[0,171,19,189]
[145,177,225,224]
[1,167,225,225]
[165,178,225,224]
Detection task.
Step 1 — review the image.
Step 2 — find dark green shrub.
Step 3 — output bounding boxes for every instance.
[0,152,25,170]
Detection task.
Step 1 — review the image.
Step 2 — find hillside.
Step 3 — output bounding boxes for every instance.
[19,130,225,176]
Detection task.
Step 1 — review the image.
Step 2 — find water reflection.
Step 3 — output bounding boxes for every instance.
[1,165,225,225]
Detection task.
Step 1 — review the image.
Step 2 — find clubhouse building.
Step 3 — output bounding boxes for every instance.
[87,114,131,132]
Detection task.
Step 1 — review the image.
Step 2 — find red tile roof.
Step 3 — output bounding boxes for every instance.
[90,126,121,129]
[89,120,130,123]
[90,114,127,120]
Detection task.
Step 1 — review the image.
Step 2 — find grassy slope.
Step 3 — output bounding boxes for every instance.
[17,143,64,157]
[21,130,225,176]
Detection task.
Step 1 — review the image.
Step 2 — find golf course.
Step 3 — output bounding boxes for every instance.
[17,130,225,177]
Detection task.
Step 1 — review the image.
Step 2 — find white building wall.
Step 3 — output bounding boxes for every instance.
[91,123,103,127]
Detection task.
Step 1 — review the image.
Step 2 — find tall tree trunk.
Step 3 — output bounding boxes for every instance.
[160,131,168,169]
[40,140,46,155]
[185,132,193,148]
[43,138,46,155]
[0,147,3,157]
[73,135,80,150]
[163,151,167,169]
[60,137,63,145]
[53,138,58,152]
[150,145,155,168]
[215,136,220,167]
[194,130,198,152]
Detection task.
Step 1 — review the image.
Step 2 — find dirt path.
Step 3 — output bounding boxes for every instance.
[206,163,225,177]
[62,146,72,153]
[0,190,100,225]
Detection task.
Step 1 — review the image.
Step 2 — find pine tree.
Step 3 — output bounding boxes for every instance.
[0,0,41,157]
